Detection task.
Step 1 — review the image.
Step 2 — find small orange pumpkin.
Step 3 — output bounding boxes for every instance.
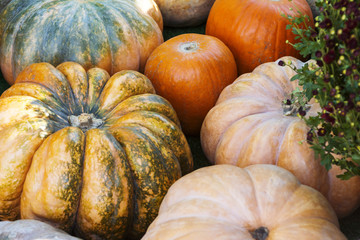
[144,33,237,136]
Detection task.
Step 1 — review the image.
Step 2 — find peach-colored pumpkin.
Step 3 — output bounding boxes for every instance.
[200,56,360,218]
[142,164,346,240]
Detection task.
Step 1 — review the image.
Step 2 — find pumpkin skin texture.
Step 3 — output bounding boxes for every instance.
[205,0,314,75]
[144,33,237,136]
[0,62,193,240]
[0,219,81,240]
[153,0,215,27]
[200,56,360,218]
[142,164,347,240]
[0,0,163,85]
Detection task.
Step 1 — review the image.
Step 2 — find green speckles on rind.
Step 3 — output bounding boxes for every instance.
[109,111,193,175]
[86,67,110,113]
[105,93,181,127]
[97,70,155,115]
[76,129,134,239]
[0,118,55,220]
[111,124,182,239]
[20,127,85,232]
[0,0,162,84]
[0,96,62,131]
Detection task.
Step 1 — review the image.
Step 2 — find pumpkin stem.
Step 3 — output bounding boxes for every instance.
[249,227,269,240]
[179,41,199,52]
[68,113,104,132]
[282,98,311,117]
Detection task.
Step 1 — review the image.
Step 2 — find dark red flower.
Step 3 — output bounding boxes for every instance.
[323,50,336,64]
[278,60,285,66]
[346,19,358,30]
[324,73,331,82]
[330,88,337,96]
[335,102,345,109]
[347,38,358,49]
[324,103,334,113]
[315,51,322,58]
[307,131,314,142]
[317,128,327,136]
[322,19,332,28]
[321,113,335,124]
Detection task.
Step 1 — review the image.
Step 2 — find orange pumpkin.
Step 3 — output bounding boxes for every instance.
[142,164,347,240]
[144,33,237,136]
[200,56,360,218]
[205,0,314,75]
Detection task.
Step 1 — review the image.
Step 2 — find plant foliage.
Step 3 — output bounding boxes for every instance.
[283,0,360,179]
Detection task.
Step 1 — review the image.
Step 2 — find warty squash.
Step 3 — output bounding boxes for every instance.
[0,0,163,85]
[0,61,193,240]
[142,164,347,240]
[200,56,360,218]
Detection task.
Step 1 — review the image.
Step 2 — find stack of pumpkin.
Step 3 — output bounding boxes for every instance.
[0,0,358,239]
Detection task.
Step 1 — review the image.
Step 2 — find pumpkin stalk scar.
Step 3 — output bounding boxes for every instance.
[249,226,269,240]
[68,113,104,132]
[282,99,311,117]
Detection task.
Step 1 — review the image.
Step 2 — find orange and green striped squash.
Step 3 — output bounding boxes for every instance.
[0,61,193,240]
[0,0,163,85]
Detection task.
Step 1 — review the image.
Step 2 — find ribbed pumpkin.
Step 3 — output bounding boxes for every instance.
[144,33,237,136]
[200,56,360,218]
[0,62,193,240]
[0,0,163,85]
[205,0,314,75]
[153,0,215,27]
[142,164,347,240]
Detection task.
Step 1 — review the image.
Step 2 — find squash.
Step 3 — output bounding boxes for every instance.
[205,0,314,75]
[0,0,163,85]
[144,33,237,136]
[0,0,11,13]
[0,219,81,240]
[142,164,347,240]
[153,0,215,27]
[200,56,360,218]
[0,61,193,240]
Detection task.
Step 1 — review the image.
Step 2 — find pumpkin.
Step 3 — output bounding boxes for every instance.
[205,0,314,75]
[153,0,215,27]
[144,33,237,136]
[0,0,163,85]
[0,0,11,13]
[200,56,360,218]
[0,61,193,240]
[0,219,81,240]
[142,164,347,240]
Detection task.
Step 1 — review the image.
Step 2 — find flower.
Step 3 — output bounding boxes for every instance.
[323,50,336,64]
[285,0,360,178]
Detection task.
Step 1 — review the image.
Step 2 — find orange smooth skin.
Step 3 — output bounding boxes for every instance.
[206,0,314,75]
[201,56,360,218]
[142,164,347,240]
[144,33,237,136]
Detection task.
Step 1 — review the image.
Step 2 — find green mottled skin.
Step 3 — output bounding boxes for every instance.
[111,124,181,239]
[105,93,180,127]
[0,0,163,85]
[76,129,134,239]
[0,62,193,239]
